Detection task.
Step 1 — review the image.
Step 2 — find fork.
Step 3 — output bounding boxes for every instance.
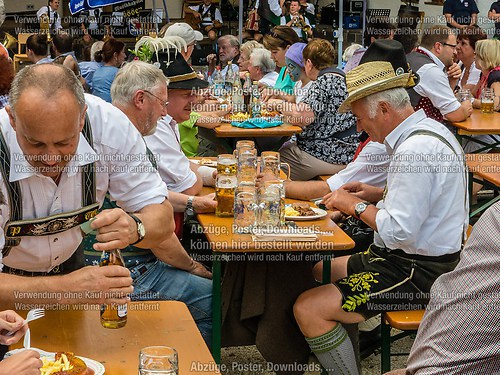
[7,308,45,336]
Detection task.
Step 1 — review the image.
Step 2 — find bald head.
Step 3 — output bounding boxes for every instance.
[9,64,85,116]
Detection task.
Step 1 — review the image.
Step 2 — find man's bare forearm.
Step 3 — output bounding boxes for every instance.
[133,200,174,248]
[285,180,331,200]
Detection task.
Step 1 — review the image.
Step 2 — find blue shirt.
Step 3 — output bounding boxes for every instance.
[274,66,295,94]
[92,66,119,103]
[79,61,103,90]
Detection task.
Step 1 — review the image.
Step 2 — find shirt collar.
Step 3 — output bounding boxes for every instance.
[384,109,427,155]
[418,46,445,71]
[9,133,97,182]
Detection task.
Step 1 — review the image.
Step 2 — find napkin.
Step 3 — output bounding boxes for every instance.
[232,117,283,128]
[252,228,318,242]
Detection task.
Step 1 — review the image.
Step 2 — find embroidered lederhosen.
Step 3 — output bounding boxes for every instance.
[0,114,98,263]
[407,49,445,124]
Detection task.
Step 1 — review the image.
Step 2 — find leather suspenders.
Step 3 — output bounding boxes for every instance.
[0,114,97,257]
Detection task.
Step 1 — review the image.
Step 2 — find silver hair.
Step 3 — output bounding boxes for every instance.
[90,41,104,62]
[250,48,276,74]
[218,35,240,48]
[111,60,169,106]
[0,0,5,27]
[9,64,85,115]
[363,87,411,119]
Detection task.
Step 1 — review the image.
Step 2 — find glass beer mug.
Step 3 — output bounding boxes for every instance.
[217,154,237,175]
[260,151,290,180]
[237,147,257,183]
[233,185,258,233]
[216,173,237,217]
[481,88,494,114]
[257,180,285,229]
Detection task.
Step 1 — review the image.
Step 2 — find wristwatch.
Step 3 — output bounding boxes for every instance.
[353,202,371,219]
[185,196,195,218]
[129,213,146,245]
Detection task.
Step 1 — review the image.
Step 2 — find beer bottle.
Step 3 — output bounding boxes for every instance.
[99,249,128,329]
[243,73,252,114]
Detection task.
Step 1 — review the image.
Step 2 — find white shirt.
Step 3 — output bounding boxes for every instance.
[457,61,481,88]
[294,80,313,103]
[144,115,198,193]
[0,94,167,272]
[374,110,468,256]
[254,0,283,17]
[259,71,279,87]
[413,47,461,116]
[326,141,388,192]
[36,5,62,30]
[189,4,223,26]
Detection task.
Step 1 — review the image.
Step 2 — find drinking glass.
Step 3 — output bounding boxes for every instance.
[217,154,237,175]
[481,88,494,114]
[139,346,178,375]
[233,140,255,158]
[237,148,257,183]
[233,185,258,233]
[260,151,291,179]
[257,180,285,230]
[215,173,237,217]
[457,88,472,103]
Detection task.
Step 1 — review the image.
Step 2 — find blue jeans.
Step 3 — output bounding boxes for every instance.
[129,260,212,346]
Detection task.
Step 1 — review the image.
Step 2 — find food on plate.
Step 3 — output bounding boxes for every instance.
[199,158,215,166]
[41,352,94,375]
[261,109,281,118]
[290,202,317,216]
[226,112,251,121]
[285,206,300,216]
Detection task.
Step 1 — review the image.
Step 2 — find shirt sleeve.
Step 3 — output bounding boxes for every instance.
[442,0,453,14]
[269,0,283,17]
[326,141,388,191]
[471,1,479,14]
[414,64,461,116]
[215,8,223,23]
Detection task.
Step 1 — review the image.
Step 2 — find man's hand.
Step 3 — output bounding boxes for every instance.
[0,349,42,375]
[91,208,138,250]
[193,194,217,213]
[0,310,28,346]
[322,188,361,215]
[447,62,462,80]
[256,172,280,187]
[192,11,201,19]
[189,261,212,279]
[61,266,133,305]
[339,181,384,202]
[206,54,217,65]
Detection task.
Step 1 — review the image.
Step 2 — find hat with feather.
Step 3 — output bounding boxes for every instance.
[134,35,208,90]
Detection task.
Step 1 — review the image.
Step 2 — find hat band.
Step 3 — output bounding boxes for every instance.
[169,71,199,83]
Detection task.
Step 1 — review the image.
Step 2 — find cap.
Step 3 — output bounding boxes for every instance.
[165,22,204,45]
[284,42,307,68]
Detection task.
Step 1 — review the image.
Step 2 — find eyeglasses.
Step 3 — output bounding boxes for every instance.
[441,42,457,49]
[144,90,169,109]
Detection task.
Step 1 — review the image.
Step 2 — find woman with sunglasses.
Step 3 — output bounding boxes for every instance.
[263,26,300,94]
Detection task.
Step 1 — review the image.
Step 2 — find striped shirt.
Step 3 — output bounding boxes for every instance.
[406,202,500,374]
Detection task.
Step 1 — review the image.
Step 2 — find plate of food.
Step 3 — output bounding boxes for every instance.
[5,348,104,375]
[285,203,327,221]
[221,112,251,123]
[192,158,217,167]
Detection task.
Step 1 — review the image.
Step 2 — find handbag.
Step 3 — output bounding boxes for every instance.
[246,9,260,32]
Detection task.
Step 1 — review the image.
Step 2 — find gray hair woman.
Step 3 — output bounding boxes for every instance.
[248,48,278,87]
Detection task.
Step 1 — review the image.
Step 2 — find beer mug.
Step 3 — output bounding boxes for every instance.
[481,88,494,114]
[257,180,285,229]
[233,185,258,233]
[215,173,237,217]
[260,151,291,180]
[458,88,473,103]
[217,154,237,175]
[233,140,255,158]
[139,346,178,375]
[237,147,257,183]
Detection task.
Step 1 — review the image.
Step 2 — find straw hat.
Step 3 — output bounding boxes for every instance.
[339,61,415,112]
[339,40,419,113]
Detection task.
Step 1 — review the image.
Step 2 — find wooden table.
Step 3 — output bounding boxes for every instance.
[450,110,500,153]
[213,122,302,138]
[12,301,219,374]
[197,203,355,363]
[466,153,500,217]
